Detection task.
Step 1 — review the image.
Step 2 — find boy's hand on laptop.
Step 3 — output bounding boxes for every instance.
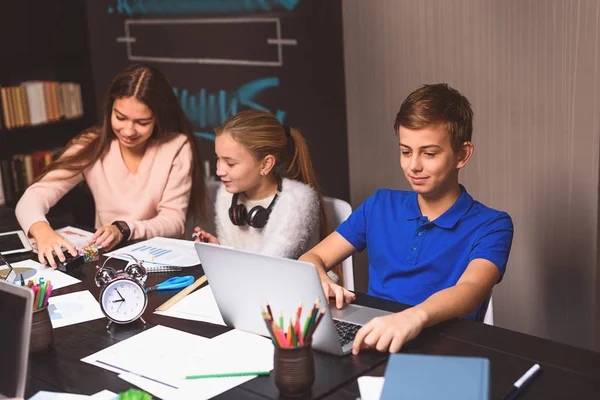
[352,308,427,355]
[321,274,355,309]
[29,221,77,269]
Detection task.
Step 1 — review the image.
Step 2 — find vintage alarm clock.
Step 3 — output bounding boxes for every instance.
[94,253,148,329]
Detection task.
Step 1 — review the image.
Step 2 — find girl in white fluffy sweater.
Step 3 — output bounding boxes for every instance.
[193,110,342,280]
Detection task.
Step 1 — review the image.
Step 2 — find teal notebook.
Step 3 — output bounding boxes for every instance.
[380,354,490,400]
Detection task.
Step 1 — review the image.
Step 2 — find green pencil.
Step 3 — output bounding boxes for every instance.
[185,371,270,379]
[279,311,284,330]
[38,282,47,310]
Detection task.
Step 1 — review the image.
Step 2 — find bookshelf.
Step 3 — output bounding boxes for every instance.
[0,118,89,158]
[0,0,97,225]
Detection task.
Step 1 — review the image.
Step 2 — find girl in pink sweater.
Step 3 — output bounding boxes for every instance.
[16,64,206,268]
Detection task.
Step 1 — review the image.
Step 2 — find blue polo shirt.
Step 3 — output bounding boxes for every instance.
[336,186,513,321]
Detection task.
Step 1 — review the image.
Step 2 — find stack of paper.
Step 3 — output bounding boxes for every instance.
[82,325,274,400]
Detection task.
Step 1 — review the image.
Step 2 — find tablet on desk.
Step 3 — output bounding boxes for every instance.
[0,230,32,255]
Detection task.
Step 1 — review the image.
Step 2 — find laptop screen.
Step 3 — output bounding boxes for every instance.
[0,284,29,397]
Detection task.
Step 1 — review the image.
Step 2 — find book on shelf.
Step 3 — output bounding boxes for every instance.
[0,81,83,130]
[1,148,61,206]
[0,167,4,206]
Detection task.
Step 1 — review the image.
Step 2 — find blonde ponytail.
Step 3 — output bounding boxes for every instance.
[215,110,343,282]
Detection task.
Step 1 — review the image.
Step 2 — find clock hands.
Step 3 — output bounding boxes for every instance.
[113,288,126,305]
[113,288,127,311]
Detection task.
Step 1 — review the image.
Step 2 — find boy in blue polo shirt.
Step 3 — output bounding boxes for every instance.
[300,83,513,355]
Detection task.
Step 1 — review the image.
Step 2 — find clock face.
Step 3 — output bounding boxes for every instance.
[100,278,147,323]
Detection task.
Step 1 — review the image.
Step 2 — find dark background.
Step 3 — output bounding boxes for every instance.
[85,0,349,200]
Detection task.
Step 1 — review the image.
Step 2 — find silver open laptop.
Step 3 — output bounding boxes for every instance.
[0,280,34,399]
[194,242,391,356]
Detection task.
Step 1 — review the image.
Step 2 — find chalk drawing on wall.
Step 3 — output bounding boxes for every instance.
[107,0,301,15]
[116,18,298,67]
[175,77,288,141]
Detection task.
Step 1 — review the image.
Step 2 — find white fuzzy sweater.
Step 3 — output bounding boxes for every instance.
[214,178,320,259]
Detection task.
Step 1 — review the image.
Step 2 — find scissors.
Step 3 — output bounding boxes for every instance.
[146,276,194,293]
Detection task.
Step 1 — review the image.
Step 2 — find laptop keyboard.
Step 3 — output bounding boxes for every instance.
[334,320,362,346]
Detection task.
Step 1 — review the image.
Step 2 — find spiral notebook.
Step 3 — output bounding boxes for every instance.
[144,265,183,273]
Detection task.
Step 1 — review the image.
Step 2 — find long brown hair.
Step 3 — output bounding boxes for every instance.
[36,64,206,218]
[215,110,331,241]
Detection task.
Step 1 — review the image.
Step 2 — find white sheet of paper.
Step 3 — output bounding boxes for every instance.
[104,237,199,267]
[358,376,385,400]
[29,392,90,400]
[116,329,274,400]
[82,325,212,388]
[28,390,117,400]
[55,226,95,248]
[118,370,256,400]
[189,329,274,376]
[48,290,105,329]
[154,285,225,326]
[89,390,118,399]
[82,326,274,400]
[1,259,80,289]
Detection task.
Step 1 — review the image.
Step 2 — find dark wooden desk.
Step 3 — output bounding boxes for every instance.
[18,255,387,400]
[12,252,600,399]
[334,295,600,399]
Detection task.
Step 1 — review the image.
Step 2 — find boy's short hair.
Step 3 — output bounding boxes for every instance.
[394,83,473,152]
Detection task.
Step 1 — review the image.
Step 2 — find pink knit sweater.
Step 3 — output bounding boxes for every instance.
[16,132,193,240]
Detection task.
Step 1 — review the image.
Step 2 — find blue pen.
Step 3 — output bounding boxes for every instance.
[146,275,194,293]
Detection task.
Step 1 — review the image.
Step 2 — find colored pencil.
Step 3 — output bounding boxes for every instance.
[295,318,303,346]
[302,299,317,339]
[303,299,319,339]
[38,282,47,310]
[274,323,288,347]
[279,311,284,330]
[42,285,53,308]
[286,320,293,346]
[295,301,302,321]
[269,321,285,347]
[261,311,279,346]
[33,286,41,311]
[306,308,327,341]
[290,318,299,346]
[185,371,270,379]
[266,302,274,321]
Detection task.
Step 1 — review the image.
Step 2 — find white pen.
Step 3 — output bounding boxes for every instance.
[502,363,542,400]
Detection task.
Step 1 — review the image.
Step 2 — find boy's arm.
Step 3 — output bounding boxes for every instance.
[351,258,500,354]
[299,231,358,308]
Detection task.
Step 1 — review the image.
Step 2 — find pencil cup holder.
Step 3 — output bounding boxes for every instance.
[273,341,315,398]
[30,306,54,355]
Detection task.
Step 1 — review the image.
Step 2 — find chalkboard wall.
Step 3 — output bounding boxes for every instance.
[85,0,349,200]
